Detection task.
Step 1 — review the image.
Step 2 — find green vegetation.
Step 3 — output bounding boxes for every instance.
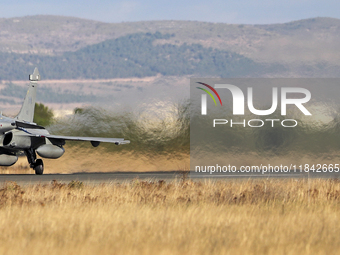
[0,32,282,80]
[33,103,54,126]
[0,16,339,78]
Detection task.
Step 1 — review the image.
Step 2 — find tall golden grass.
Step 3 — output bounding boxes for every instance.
[0,178,339,254]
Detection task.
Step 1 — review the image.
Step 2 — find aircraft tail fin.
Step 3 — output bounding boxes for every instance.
[15,67,40,123]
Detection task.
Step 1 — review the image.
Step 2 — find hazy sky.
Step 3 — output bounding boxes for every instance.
[1,0,339,24]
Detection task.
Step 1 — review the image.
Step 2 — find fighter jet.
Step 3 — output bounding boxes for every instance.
[0,68,130,175]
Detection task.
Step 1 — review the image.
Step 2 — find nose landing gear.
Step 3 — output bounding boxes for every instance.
[25,148,44,175]
[33,159,44,175]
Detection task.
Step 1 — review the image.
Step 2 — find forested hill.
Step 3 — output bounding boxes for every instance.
[0,16,339,79]
[0,32,280,80]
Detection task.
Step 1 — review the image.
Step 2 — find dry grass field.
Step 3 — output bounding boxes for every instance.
[0,178,340,255]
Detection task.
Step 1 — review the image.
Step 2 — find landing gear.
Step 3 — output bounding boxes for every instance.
[34,159,44,175]
[25,148,44,175]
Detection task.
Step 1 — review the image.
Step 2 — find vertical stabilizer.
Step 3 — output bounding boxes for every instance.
[16,68,40,123]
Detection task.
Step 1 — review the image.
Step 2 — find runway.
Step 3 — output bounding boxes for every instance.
[0,170,340,185]
[0,171,185,185]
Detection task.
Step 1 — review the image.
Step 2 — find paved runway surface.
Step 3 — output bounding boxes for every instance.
[0,171,340,185]
[0,171,184,185]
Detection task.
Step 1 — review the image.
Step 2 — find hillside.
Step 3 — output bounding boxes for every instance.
[0,15,339,113]
[0,32,282,80]
[0,15,339,67]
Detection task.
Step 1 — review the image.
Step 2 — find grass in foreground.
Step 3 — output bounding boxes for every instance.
[0,179,340,255]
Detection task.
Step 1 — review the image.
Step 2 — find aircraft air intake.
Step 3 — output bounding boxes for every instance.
[3,131,31,149]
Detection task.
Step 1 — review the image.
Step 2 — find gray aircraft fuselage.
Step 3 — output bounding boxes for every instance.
[0,68,130,174]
